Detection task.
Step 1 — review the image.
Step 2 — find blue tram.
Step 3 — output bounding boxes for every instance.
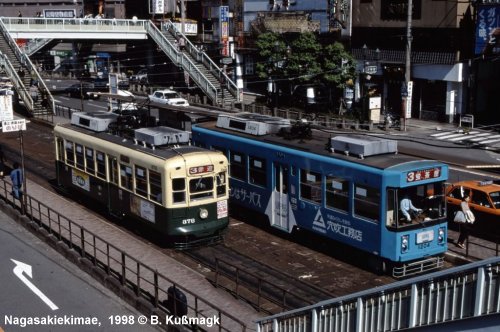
[191,113,449,277]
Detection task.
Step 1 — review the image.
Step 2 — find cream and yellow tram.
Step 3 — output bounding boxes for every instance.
[54,115,229,247]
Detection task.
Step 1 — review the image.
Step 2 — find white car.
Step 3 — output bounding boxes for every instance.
[149,89,189,107]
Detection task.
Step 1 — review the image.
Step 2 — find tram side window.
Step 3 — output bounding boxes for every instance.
[386,188,397,227]
[230,151,246,181]
[172,178,186,203]
[354,184,380,222]
[108,157,118,185]
[120,164,132,190]
[300,169,322,204]
[217,172,227,197]
[325,176,349,212]
[65,140,74,166]
[149,170,162,203]
[85,147,95,174]
[135,165,148,197]
[249,156,266,187]
[75,144,84,170]
[96,151,106,179]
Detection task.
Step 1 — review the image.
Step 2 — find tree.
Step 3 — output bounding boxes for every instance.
[255,32,285,79]
[321,42,355,90]
[286,32,322,83]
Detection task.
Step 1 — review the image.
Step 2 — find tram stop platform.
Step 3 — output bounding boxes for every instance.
[0,177,262,331]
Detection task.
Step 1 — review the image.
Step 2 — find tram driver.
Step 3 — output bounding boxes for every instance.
[400,195,423,223]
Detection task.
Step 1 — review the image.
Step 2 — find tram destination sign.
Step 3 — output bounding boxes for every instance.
[406,167,441,183]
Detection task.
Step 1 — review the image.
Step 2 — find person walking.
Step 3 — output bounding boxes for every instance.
[17,10,22,24]
[456,195,475,249]
[10,162,23,200]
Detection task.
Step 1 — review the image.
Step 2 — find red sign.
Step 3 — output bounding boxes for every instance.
[189,165,214,175]
[406,167,441,183]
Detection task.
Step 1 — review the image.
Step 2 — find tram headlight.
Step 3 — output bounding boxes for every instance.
[199,208,209,219]
[401,235,409,253]
[438,228,445,244]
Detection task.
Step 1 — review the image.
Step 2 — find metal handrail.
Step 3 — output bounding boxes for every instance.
[0,52,32,109]
[0,178,247,332]
[0,16,149,33]
[145,21,220,104]
[162,20,240,102]
[0,18,54,115]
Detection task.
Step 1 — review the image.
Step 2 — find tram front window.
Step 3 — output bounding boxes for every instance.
[189,177,214,201]
[386,182,446,228]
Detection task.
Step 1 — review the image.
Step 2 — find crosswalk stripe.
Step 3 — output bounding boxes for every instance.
[476,136,500,144]
[468,133,495,142]
[437,133,473,140]
[448,132,487,141]
[431,132,454,137]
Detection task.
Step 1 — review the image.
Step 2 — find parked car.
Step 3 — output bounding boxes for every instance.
[64,82,99,99]
[149,89,189,107]
[130,69,149,84]
[446,180,500,227]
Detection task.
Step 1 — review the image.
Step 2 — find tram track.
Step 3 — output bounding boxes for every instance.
[182,243,336,313]
[2,119,480,316]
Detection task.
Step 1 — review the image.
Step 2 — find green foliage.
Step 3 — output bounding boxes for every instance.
[255,32,356,89]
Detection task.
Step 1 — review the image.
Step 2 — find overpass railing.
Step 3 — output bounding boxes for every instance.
[0,16,148,34]
[0,177,247,332]
[256,257,500,332]
[162,20,240,103]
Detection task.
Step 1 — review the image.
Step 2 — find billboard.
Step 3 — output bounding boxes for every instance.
[475,4,500,55]
[220,6,229,56]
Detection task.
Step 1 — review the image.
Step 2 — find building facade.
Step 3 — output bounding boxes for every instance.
[350,0,473,123]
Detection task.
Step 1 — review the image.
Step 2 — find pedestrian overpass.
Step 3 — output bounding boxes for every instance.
[256,256,500,331]
[0,16,239,118]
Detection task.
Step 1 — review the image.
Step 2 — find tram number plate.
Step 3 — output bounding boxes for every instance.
[416,230,434,244]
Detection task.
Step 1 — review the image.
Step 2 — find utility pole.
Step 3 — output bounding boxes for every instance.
[180,0,185,34]
[402,0,412,131]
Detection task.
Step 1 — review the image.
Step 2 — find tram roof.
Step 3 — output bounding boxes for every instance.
[56,123,209,160]
[195,121,440,170]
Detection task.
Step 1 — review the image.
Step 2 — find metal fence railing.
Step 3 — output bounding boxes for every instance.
[0,178,247,332]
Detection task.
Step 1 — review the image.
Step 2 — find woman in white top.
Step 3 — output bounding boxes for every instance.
[457,195,475,249]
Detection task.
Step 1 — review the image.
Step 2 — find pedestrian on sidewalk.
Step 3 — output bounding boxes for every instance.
[17,11,22,24]
[10,162,23,200]
[455,195,475,249]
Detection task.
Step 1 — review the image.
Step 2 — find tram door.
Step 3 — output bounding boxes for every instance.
[272,163,290,230]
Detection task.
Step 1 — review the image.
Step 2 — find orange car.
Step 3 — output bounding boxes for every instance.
[446,180,500,223]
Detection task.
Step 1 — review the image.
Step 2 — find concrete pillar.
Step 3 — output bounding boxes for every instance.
[235,53,244,89]
[445,81,459,123]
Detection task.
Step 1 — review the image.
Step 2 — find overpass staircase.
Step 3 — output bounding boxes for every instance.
[146,20,240,108]
[0,20,53,119]
[0,17,239,111]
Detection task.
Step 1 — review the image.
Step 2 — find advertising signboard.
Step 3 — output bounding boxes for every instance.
[220,6,229,56]
[475,4,500,54]
[43,9,76,18]
[150,0,165,14]
[0,94,13,122]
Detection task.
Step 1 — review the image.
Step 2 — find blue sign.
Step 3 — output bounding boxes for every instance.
[220,6,229,22]
[475,4,500,55]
